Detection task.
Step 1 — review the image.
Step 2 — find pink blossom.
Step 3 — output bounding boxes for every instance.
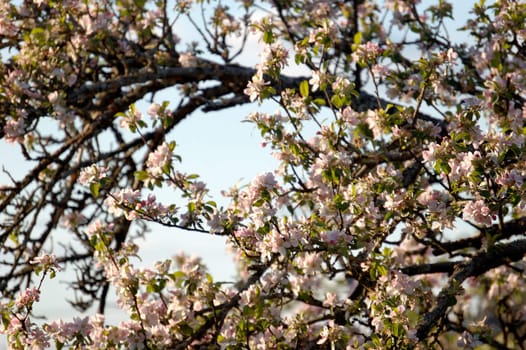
[450,151,481,180]
[104,189,141,218]
[136,194,168,218]
[331,76,351,93]
[496,169,524,187]
[78,10,110,36]
[86,220,114,238]
[47,91,59,104]
[244,72,270,102]
[207,211,226,234]
[322,292,339,307]
[106,191,168,221]
[439,48,458,65]
[260,43,289,73]
[32,0,46,7]
[463,199,494,226]
[79,14,95,35]
[137,295,166,326]
[320,230,343,244]
[239,284,259,307]
[251,172,277,190]
[338,106,360,125]
[383,190,406,211]
[418,187,449,214]
[385,271,419,296]
[371,63,390,77]
[119,107,143,130]
[422,142,441,163]
[60,211,87,229]
[317,320,340,345]
[30,253,62,271]
[5,317,24,335]
[4,116,25,144]
[78,164,108,185]
[352,42,383,64]
[260,229,286,261]
[25,327,50,349]
[309,67,326,92]
[147,103,161,118]
[146,142,172,177]
[16,287,40,308]
[297,252,322,273]
[371,314,384,332]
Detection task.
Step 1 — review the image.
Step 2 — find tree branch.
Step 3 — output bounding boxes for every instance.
[416,238,526,340]
[401,261,457,276]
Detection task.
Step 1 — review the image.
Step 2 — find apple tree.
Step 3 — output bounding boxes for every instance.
[1,0,526,349]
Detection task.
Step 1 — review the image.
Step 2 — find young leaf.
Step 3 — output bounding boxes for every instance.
[299,80,309,98]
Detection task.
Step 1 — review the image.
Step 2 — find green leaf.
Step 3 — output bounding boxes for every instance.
[392,322,402,337]
[371,334,381,346]
[134,170,148,181]
[334,193,349,211]
[299,80,309,98]
[253,198,265,207]
[134,0,147,8]
[313,98,326,106]
[163,162,172,175]
[171,271,186,282]
[9,231,18,245]
[331,95,344,109]
[30,27,48,44]
[369,267,376,280]
[263,31,274,44]
[90,182,101,198]
[261,86,276,99]
[295,53,305,65]
[353,31,362,45]
[206,272,214,283]
[377,264,388,277]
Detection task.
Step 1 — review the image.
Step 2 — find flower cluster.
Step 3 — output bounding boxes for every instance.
[244,71,271,103]
[105,190,168,221]
[118,104,146,132]
[4,116,26,144]
[417,187,450,215]
[146,142,173,178]
[78,165,109,186]
[462,199,495,227]
[352,41,383,66]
